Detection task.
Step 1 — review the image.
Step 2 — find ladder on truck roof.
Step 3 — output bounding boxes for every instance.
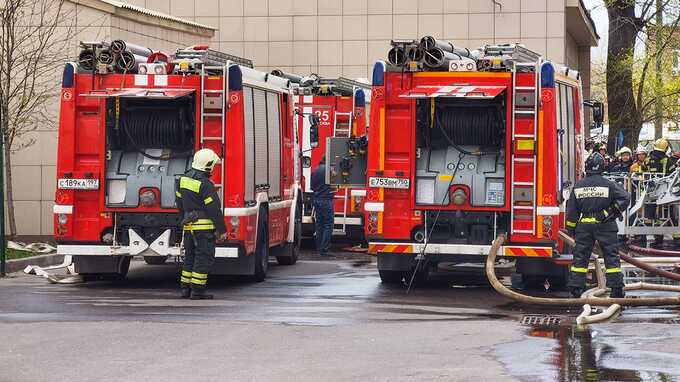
[332,85,357,138]
[199,62,229,202]
[510,60,540,237]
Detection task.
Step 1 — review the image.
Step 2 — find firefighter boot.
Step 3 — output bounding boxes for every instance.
[610,287,625,298]
[180,284,191,299]
[570,287,584,299]
[190,287,213,300]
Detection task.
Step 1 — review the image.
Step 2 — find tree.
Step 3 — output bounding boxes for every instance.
[0,0,77,238]
[605,0,680,152]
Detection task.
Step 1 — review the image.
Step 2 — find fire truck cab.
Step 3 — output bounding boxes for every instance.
[54,47,301,280]
[285,73,370,239]
[351,41,586,285]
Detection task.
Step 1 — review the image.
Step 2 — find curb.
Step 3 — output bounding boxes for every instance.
[4,254,64,274]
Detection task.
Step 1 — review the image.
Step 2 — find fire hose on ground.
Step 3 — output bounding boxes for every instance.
[485,233,680,311]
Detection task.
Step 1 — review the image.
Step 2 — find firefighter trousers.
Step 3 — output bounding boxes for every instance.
[313,198,333,255]
[180,230,216,289]
[568,224,624,290]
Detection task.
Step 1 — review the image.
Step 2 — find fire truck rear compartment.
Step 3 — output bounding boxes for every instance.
[104,96,195,210]
[102,96,194,248]
[414,96,508,244]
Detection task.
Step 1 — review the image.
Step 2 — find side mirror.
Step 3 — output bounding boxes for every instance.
[302,156,312,168]
[309,115,320,148]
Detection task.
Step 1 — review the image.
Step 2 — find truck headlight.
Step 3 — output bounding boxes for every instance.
[57,214,68,225]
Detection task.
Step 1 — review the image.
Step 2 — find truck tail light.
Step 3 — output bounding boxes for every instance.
[229,216,240,239]
[542,216,553,237]
[56,213,69,235]
[367,212,378,234]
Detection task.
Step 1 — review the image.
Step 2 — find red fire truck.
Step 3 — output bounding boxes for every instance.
[342,40,589,285]
[54,46,301,280]
[283,73,371,239]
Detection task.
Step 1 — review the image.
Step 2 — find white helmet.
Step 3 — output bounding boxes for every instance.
[191,148,220,172]
[635,146,648,155]
[616,146,632,157]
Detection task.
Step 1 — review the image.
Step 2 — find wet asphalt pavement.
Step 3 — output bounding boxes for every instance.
[2,249,680,381]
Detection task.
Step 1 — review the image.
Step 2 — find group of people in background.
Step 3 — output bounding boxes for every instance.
[586,137,678,175]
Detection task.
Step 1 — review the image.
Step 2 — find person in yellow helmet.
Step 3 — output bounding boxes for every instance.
[643,138,676,175]
[175,148,227,300]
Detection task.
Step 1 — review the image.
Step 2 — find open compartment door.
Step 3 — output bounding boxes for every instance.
[326,136,368,188]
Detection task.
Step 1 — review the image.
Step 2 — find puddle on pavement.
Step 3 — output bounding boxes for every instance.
[496,321,680,381]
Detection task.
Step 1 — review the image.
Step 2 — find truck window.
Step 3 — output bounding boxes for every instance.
[267,91,281,197]
[253,88,269,187]
[243,86,255,201]
[566,85,576,184]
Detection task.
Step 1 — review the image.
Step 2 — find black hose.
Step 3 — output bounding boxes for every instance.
[119,104,194,159]
[434,106,503,147]
[110,40,153,57]
[97,49,115,65]
[115,51,146,73]
[420,36,473,58]
[78,49,95,70]
[388,46,407,66]
[423,48,462,69]
[270,69,303,83]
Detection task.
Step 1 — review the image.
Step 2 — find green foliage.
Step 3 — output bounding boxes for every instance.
[6,248,36,260]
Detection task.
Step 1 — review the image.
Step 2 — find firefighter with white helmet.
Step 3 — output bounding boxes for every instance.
[609,146,633,173]
[566,152,630,298]
[175,148,227,299]
[630,146,648,173]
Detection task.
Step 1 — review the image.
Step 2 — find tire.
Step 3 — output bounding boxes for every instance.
[276,200,302,266]
[113,256,131,281]
[378,269,406,284]
[79,256,130,281]
[144,256,167,265]
[252,208,269,282]
[408,265,430,286]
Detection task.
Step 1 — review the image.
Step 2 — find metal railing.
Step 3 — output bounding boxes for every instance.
[604,171,680,236]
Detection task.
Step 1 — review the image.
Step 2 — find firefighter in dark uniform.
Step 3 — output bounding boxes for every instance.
[642,138,676,240]
[175,148,227,300]
[643,138,675,174]
[566,152,630,298]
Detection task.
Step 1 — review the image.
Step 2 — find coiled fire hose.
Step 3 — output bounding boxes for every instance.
[485,233,680,307]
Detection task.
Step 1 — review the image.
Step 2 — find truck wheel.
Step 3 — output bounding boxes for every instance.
[117,257,131,279]
[252,208,269,282]
[144,256,167,265]
[276,201,302,266]
[409,265,430,286]
[378,269,406,284]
